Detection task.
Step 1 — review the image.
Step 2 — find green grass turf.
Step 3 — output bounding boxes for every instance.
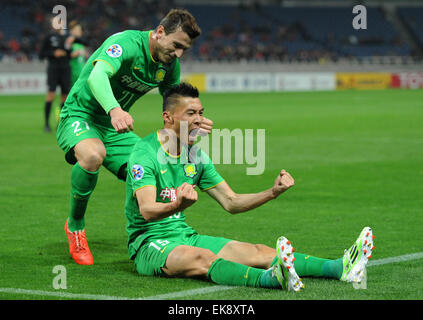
[0,89,422,300]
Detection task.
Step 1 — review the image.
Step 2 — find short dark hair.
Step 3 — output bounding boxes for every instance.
[158,9,201,39]
[163,82,199,112]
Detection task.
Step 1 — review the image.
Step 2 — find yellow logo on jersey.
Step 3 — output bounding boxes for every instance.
[183,164,197,178]
[76,130,88,137]
[155,69,166,82]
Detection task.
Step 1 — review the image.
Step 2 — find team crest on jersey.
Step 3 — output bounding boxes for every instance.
[183,164,197,178]
[155,68,166,82]
[131,164,144,180]
[106,44,122,58]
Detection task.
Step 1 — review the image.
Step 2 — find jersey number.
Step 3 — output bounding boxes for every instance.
[72,121,90,134]
[149,239,170,252]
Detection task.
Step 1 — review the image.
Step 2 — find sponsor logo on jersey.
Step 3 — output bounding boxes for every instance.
[106,44,122,58]
[131,164,144,180]
[120,75,153,94]
[75,130,88,137]
[183,164,197,178]
[160,187,177,202]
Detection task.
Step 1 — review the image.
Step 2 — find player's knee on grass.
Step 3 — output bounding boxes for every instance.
[163,245,218,278]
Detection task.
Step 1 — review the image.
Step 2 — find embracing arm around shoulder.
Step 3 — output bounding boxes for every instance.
[205,170,295,214]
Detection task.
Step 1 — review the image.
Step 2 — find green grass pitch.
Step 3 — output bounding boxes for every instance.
[0,89,422,300]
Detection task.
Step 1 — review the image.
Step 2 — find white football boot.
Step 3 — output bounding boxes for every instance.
[340,226,375,283]
[274,236,304,292]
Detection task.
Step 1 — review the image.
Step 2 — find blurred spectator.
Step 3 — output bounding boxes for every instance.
[0,31,8,54]
[9,38,20,53]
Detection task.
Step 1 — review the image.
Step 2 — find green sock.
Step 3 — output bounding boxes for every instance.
[258,267,281,288]
[322,257,343,280]
[68,162,99,232]
[293,252,343,279]
[207,258,269,288]
[207,258,281,289]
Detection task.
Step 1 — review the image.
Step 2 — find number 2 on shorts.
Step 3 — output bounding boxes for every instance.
[72,120,90,134]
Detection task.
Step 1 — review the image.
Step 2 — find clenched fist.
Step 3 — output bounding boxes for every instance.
[271,169,295,198]
[175,183,198,211]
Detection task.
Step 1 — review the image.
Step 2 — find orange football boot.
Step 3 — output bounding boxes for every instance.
[64,219,93,265]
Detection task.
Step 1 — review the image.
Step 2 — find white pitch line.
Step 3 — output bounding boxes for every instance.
[1,251,422,300]
[367,252,423,267]
[0,287,129,300]
[141,285,234,300]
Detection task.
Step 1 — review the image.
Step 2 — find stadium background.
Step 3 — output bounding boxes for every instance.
[1,0,423,92]
[0,0,422,302]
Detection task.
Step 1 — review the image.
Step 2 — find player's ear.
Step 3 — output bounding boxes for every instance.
[155,25,166,39]
[163,110,173,125]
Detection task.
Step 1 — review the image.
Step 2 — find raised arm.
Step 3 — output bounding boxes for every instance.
[205,169,295,214]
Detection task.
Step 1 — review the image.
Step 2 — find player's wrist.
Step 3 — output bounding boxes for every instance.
[108,106,123,116]
[270,187,281,199]
[169,199,183,214]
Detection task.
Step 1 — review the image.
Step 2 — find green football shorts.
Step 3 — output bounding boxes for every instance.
[134,228,232,276]
[56,115,141,180]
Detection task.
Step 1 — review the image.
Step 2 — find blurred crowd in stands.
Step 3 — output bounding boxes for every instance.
[0,0,422,64]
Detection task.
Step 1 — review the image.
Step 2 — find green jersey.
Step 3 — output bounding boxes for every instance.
[61,30,180,125]
[70,42,86,86]
[125,131,225,259]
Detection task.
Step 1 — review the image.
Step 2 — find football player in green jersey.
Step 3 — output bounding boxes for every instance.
[57,9,212,265]
[125,83,375,291]
[68,21,87,87]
